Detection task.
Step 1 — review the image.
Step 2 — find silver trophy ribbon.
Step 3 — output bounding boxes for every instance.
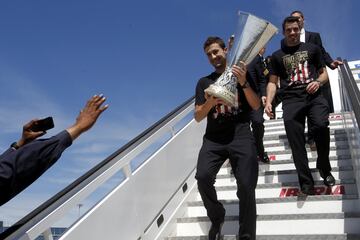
[204,11,278,107]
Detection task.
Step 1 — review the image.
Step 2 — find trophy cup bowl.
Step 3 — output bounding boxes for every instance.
[204,11,278,107]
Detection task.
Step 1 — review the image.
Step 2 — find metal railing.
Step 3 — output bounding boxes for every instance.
[338,59,360,198]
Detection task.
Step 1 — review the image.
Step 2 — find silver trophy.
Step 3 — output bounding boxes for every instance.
[204,11,278,107]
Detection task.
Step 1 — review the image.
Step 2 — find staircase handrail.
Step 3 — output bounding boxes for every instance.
[338,58,360,203]
[338,59,360,126]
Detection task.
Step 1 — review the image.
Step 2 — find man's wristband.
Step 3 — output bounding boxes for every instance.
[10,142,20,150]
[240,81,249,89]
[315,80,323,86]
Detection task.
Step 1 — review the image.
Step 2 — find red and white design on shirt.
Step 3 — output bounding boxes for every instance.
[212,89,239,119]
[283,51,312,86]
[290,60,312,85]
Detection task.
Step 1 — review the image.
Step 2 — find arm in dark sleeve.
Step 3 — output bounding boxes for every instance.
[0,130,72,206]
[313,45,326,71]
[269,53,281,77]
[0,148,16,161]
[256,63,267,97]
[246,59,260,95]
[314,32,334,68]
[195,78,207,106]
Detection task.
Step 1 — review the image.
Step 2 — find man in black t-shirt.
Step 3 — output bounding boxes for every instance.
[195,36,260,240]
[265,17,335,195]
[290,10,343,147]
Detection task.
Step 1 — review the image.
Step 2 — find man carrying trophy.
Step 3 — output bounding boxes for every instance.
[195,36,260,240]
[265,16,335,195]
[194,12,278,240]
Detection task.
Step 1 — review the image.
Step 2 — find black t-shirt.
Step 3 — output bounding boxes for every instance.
[195,72,251,144]
[270,42,324,101]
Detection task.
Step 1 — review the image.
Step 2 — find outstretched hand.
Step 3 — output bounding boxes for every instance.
[67,94,109,140]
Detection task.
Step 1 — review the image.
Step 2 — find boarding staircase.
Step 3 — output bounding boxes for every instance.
[1,60,360,240]
[164,115,360,240]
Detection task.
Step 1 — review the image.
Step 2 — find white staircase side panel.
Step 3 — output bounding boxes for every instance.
[59,120,206,240]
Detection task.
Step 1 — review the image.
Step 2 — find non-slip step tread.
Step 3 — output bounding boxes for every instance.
[217,166,353,179]
[165,234,360,240]
[264,122,345,132]
[264,140,349,148]
[258,156,352,165]
[187,194,359,206]
[214,179,356,191]
[264,145,350,155]
[263,129,347,140]
[177,212,360,223]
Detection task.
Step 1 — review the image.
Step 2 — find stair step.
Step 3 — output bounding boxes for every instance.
[262,149,351,161]
[259,159,351,172]
[264,145,349,156]
[187,194,359,216]
[263,114,345,125]
[165,234,360,240]
[215,166,354,186]
[259,155,351,165]
[263,124,345,136]
[175,213,360,236]
[194,183,357,201]
[263,129,347,141]
[264,120,344,133]
[188,193,358,205]
[264,139,349,149]
[216,179,356,190]
[219,158,352,173]
[264,140,349,152]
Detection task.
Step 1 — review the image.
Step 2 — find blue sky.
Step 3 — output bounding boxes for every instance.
[1,0,359,226]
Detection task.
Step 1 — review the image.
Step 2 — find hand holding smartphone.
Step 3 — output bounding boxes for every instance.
[30,117,55,132]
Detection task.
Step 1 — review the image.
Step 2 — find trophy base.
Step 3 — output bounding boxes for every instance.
[204,84,236,107]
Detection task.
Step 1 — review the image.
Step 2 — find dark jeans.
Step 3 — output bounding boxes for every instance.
[283,93,331,189]
[307,81,334,141]
[195,122,258,240]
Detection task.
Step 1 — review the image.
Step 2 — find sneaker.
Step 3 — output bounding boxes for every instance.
[208,221,224,240]
[319,170,335,187]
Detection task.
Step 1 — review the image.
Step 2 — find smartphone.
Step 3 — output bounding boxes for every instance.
[30,117,55,132]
